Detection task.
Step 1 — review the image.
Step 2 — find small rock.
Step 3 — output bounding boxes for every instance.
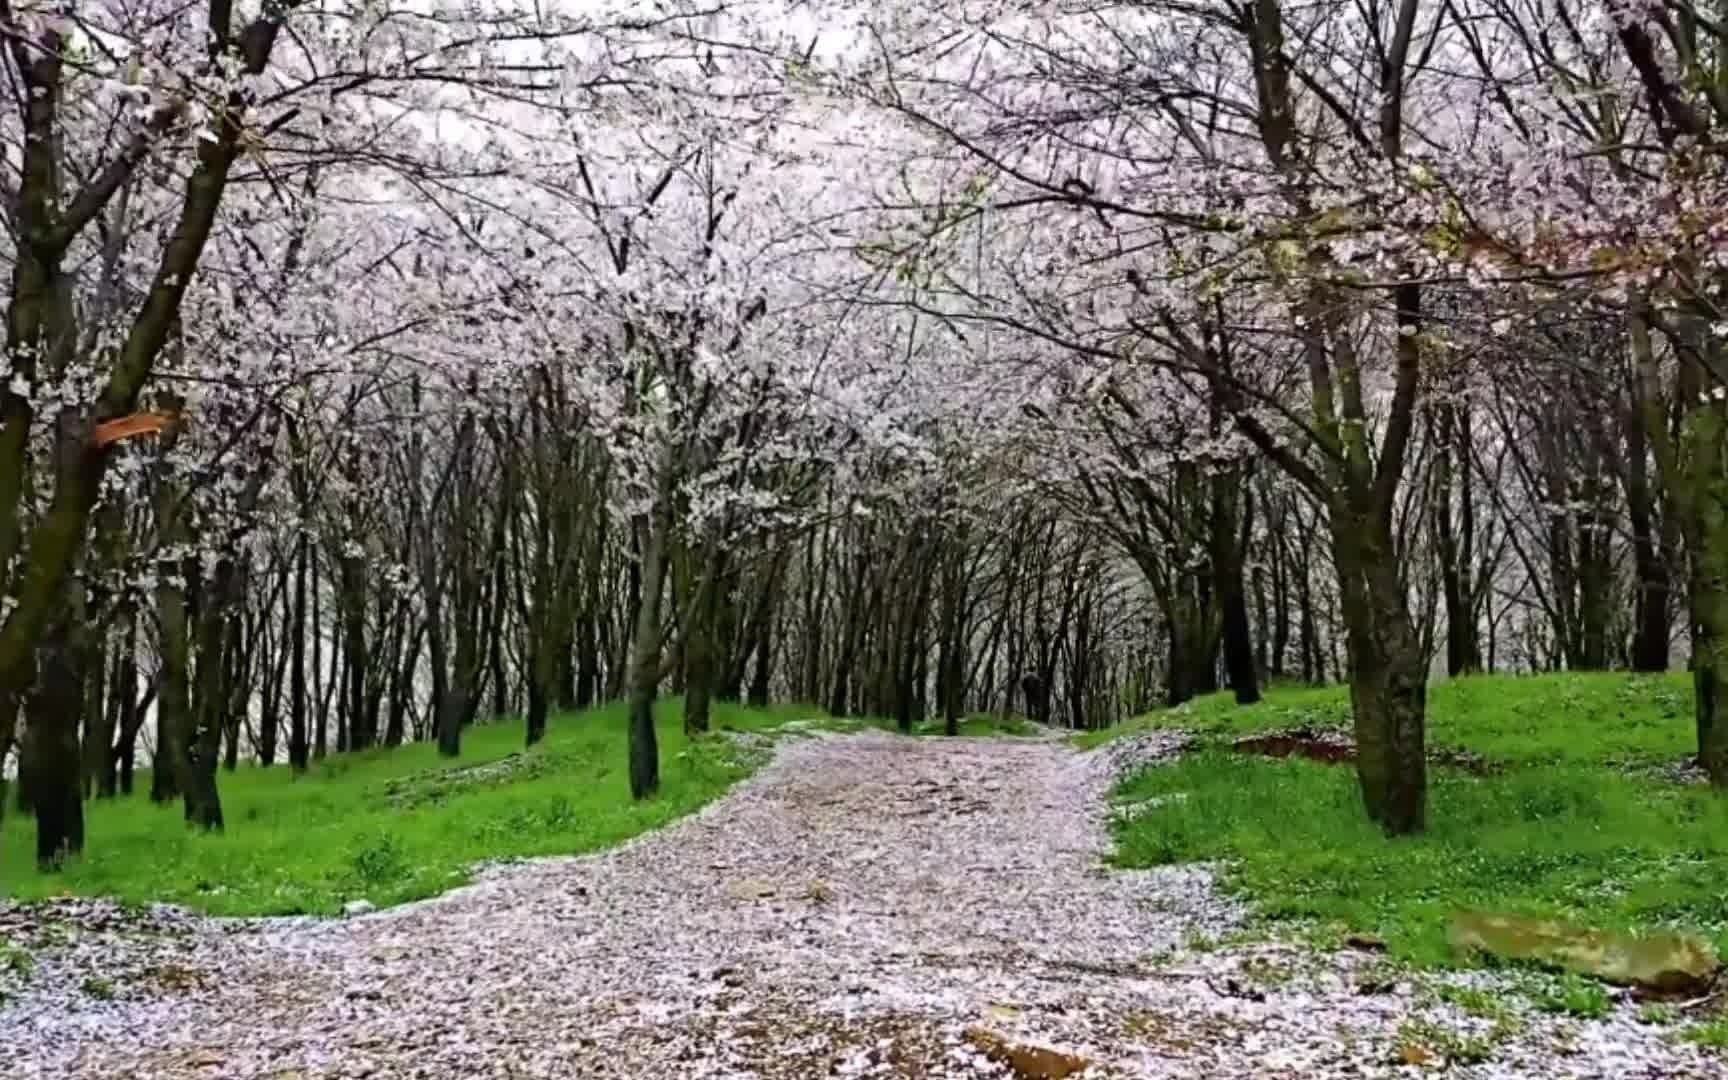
[1450,911,1721,993]
[342,900,376,918]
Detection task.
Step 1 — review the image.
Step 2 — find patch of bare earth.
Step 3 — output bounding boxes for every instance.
[1,731,1720,1078]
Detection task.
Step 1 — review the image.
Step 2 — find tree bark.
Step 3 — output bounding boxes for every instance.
[1213,468,1260,705]
[1332,501,1428,834]
[626,515,669,799]
[24,618,82,869]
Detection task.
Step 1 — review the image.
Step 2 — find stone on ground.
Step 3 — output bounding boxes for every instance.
[1450,911,1721,994]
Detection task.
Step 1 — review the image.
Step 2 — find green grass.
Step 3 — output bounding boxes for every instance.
[1434,983,1517,1022]
[795,711,1045,738]
[1684,1018,1728,1049]
[1,698,814,917]
[1533,973,1612,1018]
[1104,673,1728,969]
[911,712,1046,737]
[1079,671,1695,767]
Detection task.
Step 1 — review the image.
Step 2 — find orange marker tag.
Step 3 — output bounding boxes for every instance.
[92,411,176,447]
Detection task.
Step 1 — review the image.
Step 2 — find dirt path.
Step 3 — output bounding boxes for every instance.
[0,732,1717,1078]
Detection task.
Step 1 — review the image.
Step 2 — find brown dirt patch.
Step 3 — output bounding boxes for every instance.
[1231,728,1498,774]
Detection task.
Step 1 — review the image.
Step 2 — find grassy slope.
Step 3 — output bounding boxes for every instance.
[1096,672,1728,966]
[1078,671,1696,765]
[0,699,811,916]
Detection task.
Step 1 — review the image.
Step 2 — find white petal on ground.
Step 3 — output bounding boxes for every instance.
[0,732,1718,1078]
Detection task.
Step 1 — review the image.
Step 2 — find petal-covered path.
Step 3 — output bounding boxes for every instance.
[1,732,1718,1078]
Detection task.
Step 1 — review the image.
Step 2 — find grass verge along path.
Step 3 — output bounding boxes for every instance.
[1096,673,1728,968]
[1,699,809,916]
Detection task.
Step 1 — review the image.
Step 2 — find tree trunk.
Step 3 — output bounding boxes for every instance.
[288,532,309,772]
[436,680,469,758]
[525,679,549,748]
[80,621,112,797]
[626,517,669,800]
[339,550,370,750]
[1213,476,1260,705]
[526,608,555,747]
[98,614,134,797]
[1686,468,1728,784]
[1332,507,1428,834]
[1627,371,1671,672]
[1218,582,1259,705]
[748,603,774,708]
[25,612,83,869]
[259,603,287,767]
[385,623,420,748]
[574,611,598,708]
[1433,401,1483,676]
[154,558,191,805]
[683,543,727,737]
[312,541,328,760]
[115,655,147,797]
[183,563,233,831]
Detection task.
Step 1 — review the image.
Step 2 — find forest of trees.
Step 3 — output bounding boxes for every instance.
[2,0,1727,870]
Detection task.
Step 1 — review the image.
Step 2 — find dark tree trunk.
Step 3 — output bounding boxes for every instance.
[26,614,83,869]
[80,621,112,797]
[288,533,309,772]
[714,582,744,704]
[117,695,138,795]
[1297,543,1321,685]
[626,517,669,800]
[1626,371,1671,672]
[1636,305,1728,784]
[1687,503,1728,785]
[114,660,149,798]
[1214,475,1260,705]
[1270,525,1291,677]
[259,603,288,767]
[525,679,549,747]
[436,682,469,758]
[574,611,599,708]
[340,550,370,750]
[1332,506,1427,835]
[489,617,507,722]
[682,548,721,737]
[1165,625,1191,708]
[154,560,191,805]
[1252,564,1270,679]
[385,623,419,749]
[220,610,244,774]
[1432,400,1483,677]
[1219,585,1259,705]
[98,616,134,797]
[1164,601,1214,708]
[747,609,774,708]
[183,563,235,831]
[312,541,327,760]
